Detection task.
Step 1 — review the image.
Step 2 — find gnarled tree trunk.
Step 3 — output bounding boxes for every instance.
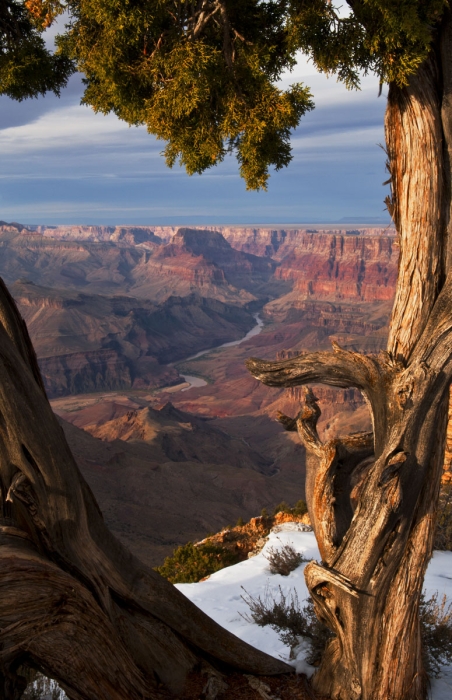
[247,11,452,700]
[2,9,452,700]
[0,271,291,697]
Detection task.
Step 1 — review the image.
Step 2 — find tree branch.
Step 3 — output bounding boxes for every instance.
[0,280,292,695]
[246,342,389,443]
[277,389,374,564]
[0,539,154,700]
[277,387,323,456]
[246,344,382,393]
[190,0,221,40]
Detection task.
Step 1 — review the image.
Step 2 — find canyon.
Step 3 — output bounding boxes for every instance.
[0,221,399,563]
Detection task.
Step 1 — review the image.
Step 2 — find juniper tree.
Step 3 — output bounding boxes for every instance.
[1,2,452,700]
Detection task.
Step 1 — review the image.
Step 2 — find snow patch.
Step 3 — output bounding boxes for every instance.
[176,524,452,700]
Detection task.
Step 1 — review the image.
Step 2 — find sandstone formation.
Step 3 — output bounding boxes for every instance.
[34,224,177,244]
[81,401,275,474]
[19,223,398,307]
[0,226,265,304]
[0,224,399,400]
[2,223,398,306]
[170,228,279,295]
[32,223,395,252]
[272,233,397,302]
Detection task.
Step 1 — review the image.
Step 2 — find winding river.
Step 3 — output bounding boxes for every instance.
[177,313,264,391]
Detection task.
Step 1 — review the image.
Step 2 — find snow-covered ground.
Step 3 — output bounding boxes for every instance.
[176,524,452,700]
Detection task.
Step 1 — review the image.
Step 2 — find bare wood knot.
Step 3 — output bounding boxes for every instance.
[396,384,413,409]
[305,560,361,599]
[6,471,52,550]
[378,451,408,486]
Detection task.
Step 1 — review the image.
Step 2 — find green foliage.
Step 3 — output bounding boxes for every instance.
[236,516,245,527]
[58,0,313,190]
[292,498,308,517]
[290,0,446,88]
[243,585,452,673]
[0,1,73,100]
[420,592,452,677]
[273,500,290,515]
[155,540,241,583]
[13,1,449,184]
[273,498,307,517]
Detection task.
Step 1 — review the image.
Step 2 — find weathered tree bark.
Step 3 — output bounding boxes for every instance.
[0,277,291,697]
[2,7,452,700]
[247,11,452,699]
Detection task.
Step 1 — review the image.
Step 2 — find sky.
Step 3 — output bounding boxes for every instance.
[0,15,390,227]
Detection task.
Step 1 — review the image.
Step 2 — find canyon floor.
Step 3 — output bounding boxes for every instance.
[0,222,397,565]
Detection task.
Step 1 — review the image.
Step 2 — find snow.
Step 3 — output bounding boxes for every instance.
[176,525,452,700]
[424,551,452,698]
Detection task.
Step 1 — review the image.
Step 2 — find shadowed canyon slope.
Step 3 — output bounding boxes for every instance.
[57,402,305,566]
[11,281,255,396]
[0,221,399,563]
[0,223,398,398]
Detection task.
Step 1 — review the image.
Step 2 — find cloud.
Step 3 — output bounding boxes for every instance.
[0,73,84,130]
[0,52,389,224]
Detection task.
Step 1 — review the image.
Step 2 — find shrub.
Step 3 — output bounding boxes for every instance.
[434,484,452,551]
[273,501,290,515]
[420,592,452,677]
[155,541,241,583]
[241,585,332,665]
[264,540,305,576]
[242,585,452,674]
[236,516,245,527]
[273,499,308,518]
[292,499,308,517]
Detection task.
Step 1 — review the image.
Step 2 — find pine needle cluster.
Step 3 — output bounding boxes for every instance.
[8,1,449,187]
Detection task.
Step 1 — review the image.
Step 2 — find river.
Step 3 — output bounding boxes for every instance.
[178,313,264,391]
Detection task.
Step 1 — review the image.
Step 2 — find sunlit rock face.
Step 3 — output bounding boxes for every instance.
[0,223,400,400]
[269,232,397,302]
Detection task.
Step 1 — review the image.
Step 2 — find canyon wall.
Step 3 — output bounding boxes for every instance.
[272,233,397,302]
[4,221,452,563]
[29,223,399,303]
[13,281,255,397]
[0,223,400,397]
